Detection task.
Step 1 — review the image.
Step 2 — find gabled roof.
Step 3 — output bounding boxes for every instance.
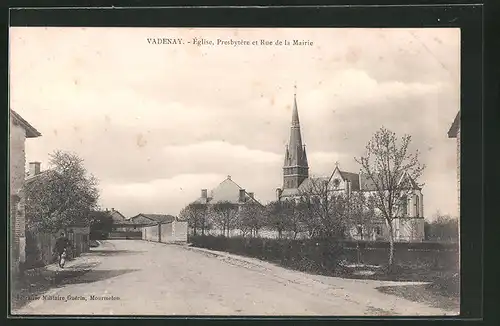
[25,170,50,184]
[192,176,262,206]
[109,209,127,222]
[448,111,460,138]
[330,166,361,191]
[10,110,42,138]
[359,171,420,191]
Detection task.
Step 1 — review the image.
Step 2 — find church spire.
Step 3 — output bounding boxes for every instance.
[282,86,309,190]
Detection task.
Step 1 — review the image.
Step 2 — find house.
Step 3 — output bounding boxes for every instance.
[187,176,263,236]
[106,208,133,232]
[275,93,424,242]
[447,111,460,216]
[10,110,41,273]
[193,175,261,208]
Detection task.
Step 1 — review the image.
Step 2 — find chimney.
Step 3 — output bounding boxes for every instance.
[227,175,231,180]
[111,208,115,211]
[29,162,41,176]
[201,189,207,198]
[276,188,282,200]
[239,189,246,202]
[248,192,254,199]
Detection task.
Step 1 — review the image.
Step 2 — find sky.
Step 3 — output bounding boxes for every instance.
[10,27,460,220]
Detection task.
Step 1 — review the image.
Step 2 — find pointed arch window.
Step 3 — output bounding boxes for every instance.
[415,195,420,217]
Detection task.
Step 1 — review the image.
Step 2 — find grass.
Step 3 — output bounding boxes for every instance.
[11,270,56,311]
[376,283,459,312]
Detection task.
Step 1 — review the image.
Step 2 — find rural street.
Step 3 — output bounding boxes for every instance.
[13,240,456,316]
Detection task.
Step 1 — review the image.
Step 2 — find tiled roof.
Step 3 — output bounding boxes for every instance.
[338,170,360,191]
[109,210,127,222]
[139,214,176,224]
[25,170,50,184]
[10,109,42,138]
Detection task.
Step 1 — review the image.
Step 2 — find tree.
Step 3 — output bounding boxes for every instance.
[237,202,265,237]
[346,192,378,240]
[355,127,425,270]
[425,211,459,242]
[89,211,113,240]
[179,202,209,236]
[295,200,319,238]
[265,201,293,239]
[298,177,348,239]
[212,201,239,237]
[25,151,100,233]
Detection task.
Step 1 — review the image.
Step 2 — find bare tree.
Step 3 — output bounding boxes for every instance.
[425,211,459,242]
[355,127,425,270]
[179,202,208,236]
[25,150,100,233]
[212,201,239,237]
[346,192,378,240]
[298,177,348,239]
[237,202,265,237]
[265,201,293,239]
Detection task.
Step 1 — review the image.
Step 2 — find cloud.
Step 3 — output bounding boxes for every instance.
[14,27,460,218]
[100,173,225,216]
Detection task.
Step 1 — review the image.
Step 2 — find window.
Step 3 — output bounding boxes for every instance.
[415,196,420,217]
[400,195,408,217]
[375,226,382,235]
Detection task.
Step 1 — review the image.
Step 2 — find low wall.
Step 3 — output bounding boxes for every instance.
[142,221,188,243]
[108,231,142,239]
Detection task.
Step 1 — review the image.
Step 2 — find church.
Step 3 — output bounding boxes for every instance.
[275,91,425,242]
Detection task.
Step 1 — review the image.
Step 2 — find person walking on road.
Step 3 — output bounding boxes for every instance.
[54,231,71,268]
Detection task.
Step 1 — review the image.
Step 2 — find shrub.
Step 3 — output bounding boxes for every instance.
[189,235,345,275]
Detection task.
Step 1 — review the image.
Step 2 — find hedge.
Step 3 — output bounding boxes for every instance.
[189,235,345,275]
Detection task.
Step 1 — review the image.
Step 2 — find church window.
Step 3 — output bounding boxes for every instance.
[375,226,382,235]
[415,196,420,217]
[400,195,408,217]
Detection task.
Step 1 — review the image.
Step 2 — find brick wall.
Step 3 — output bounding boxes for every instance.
[9,118,27,272]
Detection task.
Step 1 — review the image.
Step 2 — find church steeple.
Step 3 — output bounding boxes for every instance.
[283,86,309,189]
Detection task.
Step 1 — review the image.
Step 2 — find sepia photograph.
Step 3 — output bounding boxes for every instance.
[9,27,460,316]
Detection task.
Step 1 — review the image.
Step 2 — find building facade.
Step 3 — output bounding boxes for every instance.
[275,94,425,242]
[10,110,41,273]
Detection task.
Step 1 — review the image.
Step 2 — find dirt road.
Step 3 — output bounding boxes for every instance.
[13,240,457,316]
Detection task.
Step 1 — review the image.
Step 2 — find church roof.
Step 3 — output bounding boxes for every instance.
[359,171,420,191]
[283,94,308,168]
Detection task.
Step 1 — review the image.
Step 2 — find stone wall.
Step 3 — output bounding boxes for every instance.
[142,221,188,243]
